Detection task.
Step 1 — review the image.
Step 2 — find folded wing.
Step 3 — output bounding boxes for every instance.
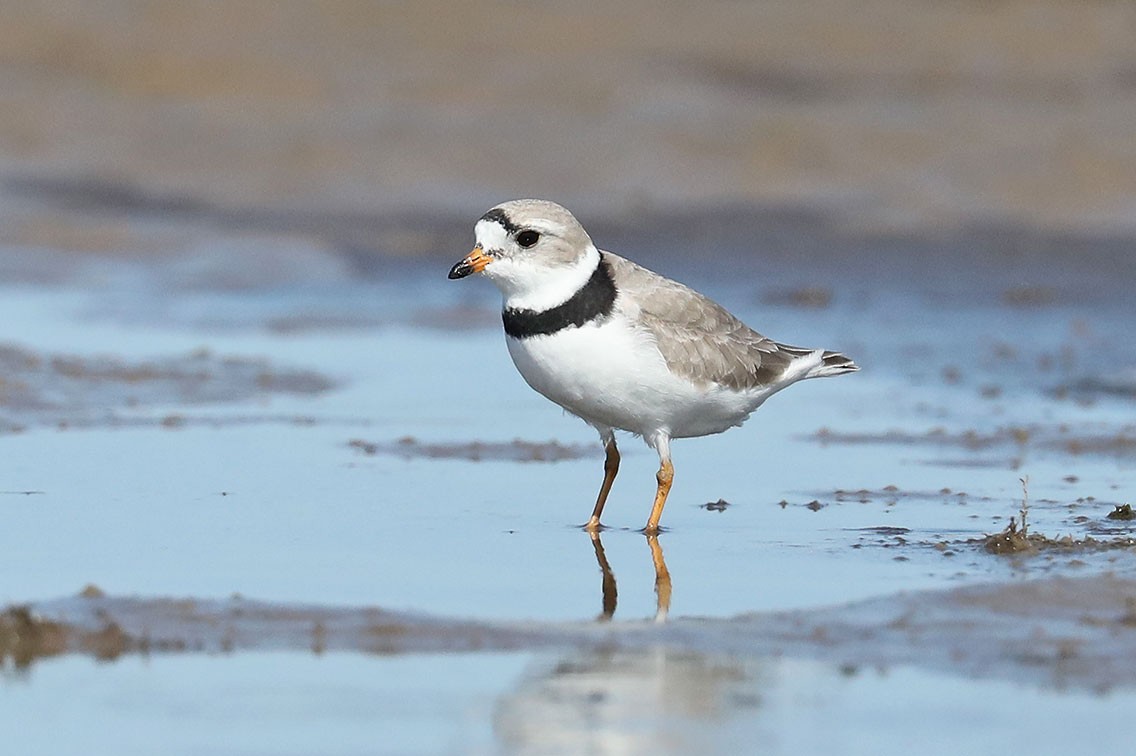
[603,252,854,391]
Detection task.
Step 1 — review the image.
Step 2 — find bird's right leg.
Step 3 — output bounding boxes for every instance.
[643,433,673,534]
[585,430,619,531]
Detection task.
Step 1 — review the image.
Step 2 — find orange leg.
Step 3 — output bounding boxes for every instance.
[644,457,673,534]
[585,435,619,531]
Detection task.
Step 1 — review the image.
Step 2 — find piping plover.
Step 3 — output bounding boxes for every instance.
[449,200,857,533]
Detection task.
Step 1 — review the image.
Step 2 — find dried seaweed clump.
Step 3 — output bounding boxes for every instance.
[0,606,67,667]
[984,516,1034,554]
[1107,504,1134,521]
[984,476,1034,554]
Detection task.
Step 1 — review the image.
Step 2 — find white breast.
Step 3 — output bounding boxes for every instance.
[505,316,764,439]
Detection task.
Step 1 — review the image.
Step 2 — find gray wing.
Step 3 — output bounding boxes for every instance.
[602,252,813,391]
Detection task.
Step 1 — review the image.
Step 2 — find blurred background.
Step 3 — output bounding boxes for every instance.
[2,0,1135,276]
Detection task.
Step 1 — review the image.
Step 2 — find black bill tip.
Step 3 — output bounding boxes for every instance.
[448,260,473,280]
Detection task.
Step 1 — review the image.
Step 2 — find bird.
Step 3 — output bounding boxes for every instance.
[448,199,858,533]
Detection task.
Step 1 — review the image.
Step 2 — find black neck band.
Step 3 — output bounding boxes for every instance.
[503,258,617,339]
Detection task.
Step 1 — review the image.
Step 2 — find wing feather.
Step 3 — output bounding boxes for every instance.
[602,252,809,391]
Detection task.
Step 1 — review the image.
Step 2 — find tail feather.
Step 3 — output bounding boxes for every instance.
[808,350,859,379]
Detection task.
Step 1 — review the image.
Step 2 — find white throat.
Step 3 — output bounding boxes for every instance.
[496,245,602,312]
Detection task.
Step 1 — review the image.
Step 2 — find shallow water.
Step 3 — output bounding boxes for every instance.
[5,650,1135,756]
[3,234,1135,752]
[3,265,1131,621]
[4,651,524,756]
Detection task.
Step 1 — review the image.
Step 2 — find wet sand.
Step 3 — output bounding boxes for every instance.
[7,574,1136,691]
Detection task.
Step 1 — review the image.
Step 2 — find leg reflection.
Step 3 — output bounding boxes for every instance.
[586,531,673,623]
[589,531,617,621]
[646,534,671,623]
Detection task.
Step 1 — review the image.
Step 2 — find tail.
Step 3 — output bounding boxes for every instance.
[807,350,859,379]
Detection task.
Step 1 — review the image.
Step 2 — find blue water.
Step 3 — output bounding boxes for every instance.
[5,650,1133,756]
[1,248,1134,755]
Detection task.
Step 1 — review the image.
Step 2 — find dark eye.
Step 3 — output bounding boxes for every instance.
[516,230,540,248]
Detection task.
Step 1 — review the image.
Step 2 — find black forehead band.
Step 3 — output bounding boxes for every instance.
[479,208,520,235]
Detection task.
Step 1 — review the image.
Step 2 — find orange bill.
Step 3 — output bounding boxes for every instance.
[447,246,493,279]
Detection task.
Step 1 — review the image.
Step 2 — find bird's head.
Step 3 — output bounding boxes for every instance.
[448,199,599,309]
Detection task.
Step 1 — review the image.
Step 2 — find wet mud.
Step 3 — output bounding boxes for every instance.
[0,344,333,433]
[348,436,595,462]
[813,425,1136,460]
[7,574,1136,691]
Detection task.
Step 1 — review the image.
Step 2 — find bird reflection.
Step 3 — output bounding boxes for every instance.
[588,532,672,622]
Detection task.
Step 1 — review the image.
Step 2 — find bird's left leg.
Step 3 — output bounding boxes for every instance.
[585,428,619,531]
[644,432,673,534]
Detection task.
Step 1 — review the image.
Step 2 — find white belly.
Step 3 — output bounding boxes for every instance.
[505,318,764,439]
